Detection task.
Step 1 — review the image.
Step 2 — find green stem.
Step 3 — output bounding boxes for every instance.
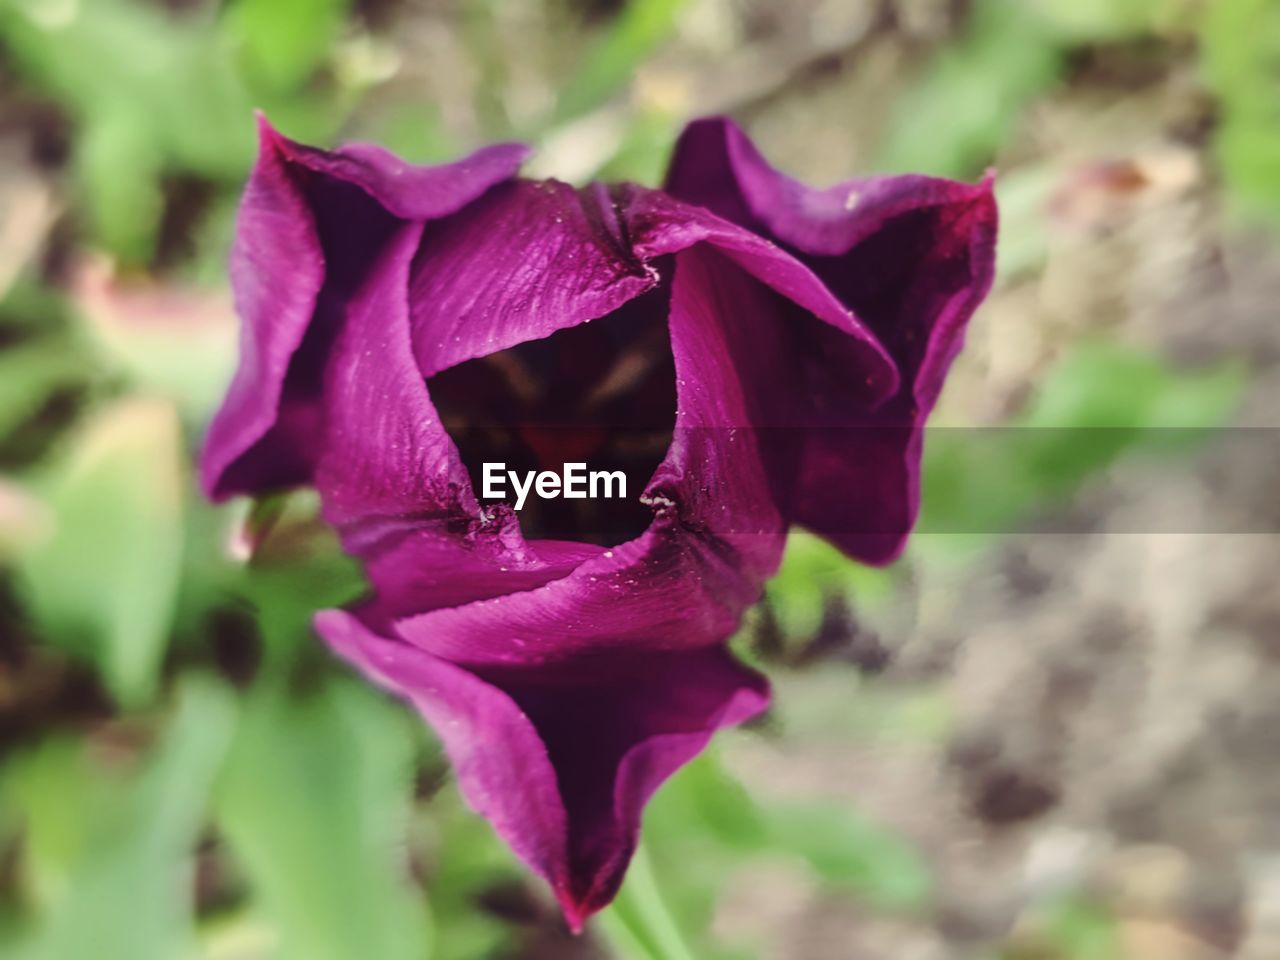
[598,843,696,960]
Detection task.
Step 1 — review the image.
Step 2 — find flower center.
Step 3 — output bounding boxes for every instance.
[427,284,676,546]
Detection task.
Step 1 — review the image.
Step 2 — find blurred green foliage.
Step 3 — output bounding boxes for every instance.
[216,678,431,960]
[1202,0,1280,223]
[0,0,354,262]
[3,676,235,960]
[18,399,185,707]
[551,0,687,126]
[0,0,1267,958]
[878,0,1064,179]
[920,342,1245,552]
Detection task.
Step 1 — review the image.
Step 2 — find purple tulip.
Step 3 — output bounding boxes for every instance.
[201,115,996,929]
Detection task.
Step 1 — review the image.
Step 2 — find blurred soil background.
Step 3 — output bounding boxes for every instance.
[1,1,1279,958]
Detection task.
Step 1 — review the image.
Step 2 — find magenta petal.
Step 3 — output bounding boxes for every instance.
[408,180,658,379]
[354,516,606,633]
[200,117,526,501]
[199,121,325,499]
[664,116,998,563]
[393,517,764,666]
[270,131,531,222]
[625,186,900,406]
[310,220,462,527]
[304,218,601,624]
[317,609,768,930]
[650,243,797,569]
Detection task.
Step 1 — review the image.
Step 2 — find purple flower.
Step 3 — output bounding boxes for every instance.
[201,115,996,928]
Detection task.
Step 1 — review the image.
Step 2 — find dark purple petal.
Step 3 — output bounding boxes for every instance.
[391,513,764,666]
[647,243,798,566]
[664,116,998,563]
[296,215,612,628]
[317,609,768,931]
[200,116,527,501]
[408,180,658,379]
[274,134,531,222]
[354,515,607,634]
[625,186,901,407]
[309,221,459,525]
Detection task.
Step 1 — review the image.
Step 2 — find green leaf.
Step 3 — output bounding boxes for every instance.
[766,532,900,647]
[232,490,368,665]
[664,748,770,852]
[620,750,931,957]
[0,0,345,260]
[215,676,431,960]
[18,397,185,708]
[920,342,1246,546]
[0,0,243,258]
[4,675,236,960]
[552,0,687,125]
[599,844,698,960]
[768,803,931,908]
[77,108,165,264]
[878,0,1063,178]
[226,0,351,93]
[416,783,519,960]
[1202,0,1280,222]
[0,338,91,444]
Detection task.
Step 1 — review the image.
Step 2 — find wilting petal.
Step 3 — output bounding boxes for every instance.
[664,116,998,563]
[317,609,768,931]
[200,117,527,501]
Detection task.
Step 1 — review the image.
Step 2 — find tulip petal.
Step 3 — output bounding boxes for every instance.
[309,219,463,526]
[317,609,768,931]
[269,131,531,222]
[201,118,527,500]
[393,514,762,665]
[664,116,998,563]
[301,219,602,626]
[625,186,900,406]
[408,180,659,379]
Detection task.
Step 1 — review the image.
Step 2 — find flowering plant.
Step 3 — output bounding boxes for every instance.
[201,114,996,928]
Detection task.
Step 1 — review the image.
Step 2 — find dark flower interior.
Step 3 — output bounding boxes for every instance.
[427,281,677,546]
